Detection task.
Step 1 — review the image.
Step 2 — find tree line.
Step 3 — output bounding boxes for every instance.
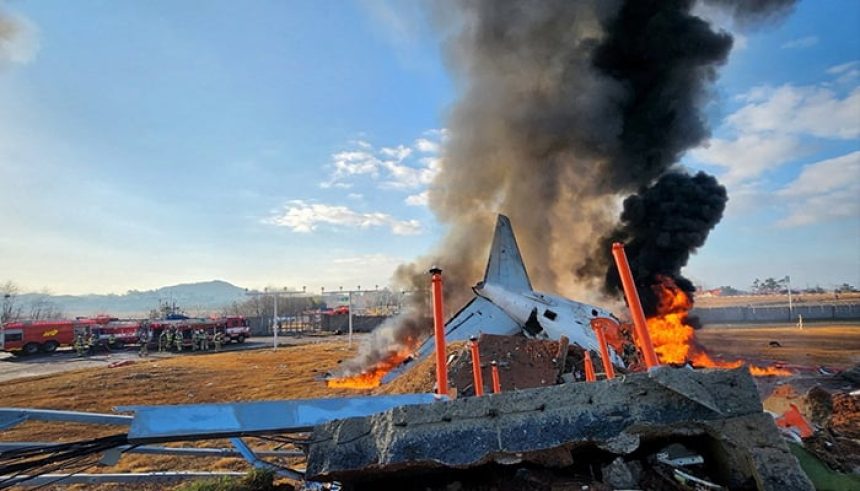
[1,281,65,324]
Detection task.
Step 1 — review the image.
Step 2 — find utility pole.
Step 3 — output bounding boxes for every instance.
[785,275,793,320]
[273,288,278,350]
[0,293,10,351]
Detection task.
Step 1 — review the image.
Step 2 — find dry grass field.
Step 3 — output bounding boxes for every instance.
[1,324,857,487]
[0,342,368,487]
[697,324,860,369]
[695,292,860,308]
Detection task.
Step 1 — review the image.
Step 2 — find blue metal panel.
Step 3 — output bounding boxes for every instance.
[0,407,132,430]
[119,394,440,443]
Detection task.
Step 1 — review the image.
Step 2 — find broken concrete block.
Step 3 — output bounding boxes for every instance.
[601,457,637,489]
[307,367,812,490]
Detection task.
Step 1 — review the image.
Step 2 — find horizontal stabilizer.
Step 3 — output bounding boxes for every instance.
[483,215,532,292]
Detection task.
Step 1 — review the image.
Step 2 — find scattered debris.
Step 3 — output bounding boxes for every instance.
[307,367,813,490]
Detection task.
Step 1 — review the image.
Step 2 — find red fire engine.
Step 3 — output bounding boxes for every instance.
[0,316,250,355]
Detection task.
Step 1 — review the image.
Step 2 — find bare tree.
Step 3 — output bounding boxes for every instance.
[27,292,64,320]
[2,281,23,323]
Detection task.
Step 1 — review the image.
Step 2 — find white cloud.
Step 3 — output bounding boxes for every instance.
[691,134,805,185]
[775,151,860,227]
[347,193,364,200]
[729,85,860,139]
[827,60,860,85]
[781,36,818,49]
[828,60,860,75]
[266,200,421,235]
[414,138,439,153]
[320,253,405,289]
[380,145,412,161]
[405,190,428,206]
[321,130,445,191]
[0,9,39,65]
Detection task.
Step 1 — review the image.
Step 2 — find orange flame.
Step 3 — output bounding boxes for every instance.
[326,345,415,390]
[645,276,791,377]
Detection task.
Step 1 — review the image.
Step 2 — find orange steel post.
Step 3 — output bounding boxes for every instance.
[469,336,485,396]
[583,351,596,382]
[429,267,448,396]
[590,318,616,380]
[491,360,501,394]
[611,243,659,369]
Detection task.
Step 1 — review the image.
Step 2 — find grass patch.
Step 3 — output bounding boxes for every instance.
[176,468,275,491]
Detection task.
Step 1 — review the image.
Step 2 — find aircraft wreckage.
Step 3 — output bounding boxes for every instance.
[0,215,813,489]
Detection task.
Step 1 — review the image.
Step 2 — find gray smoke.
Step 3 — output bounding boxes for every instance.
[336,0,795,377]
[0,3,37,66]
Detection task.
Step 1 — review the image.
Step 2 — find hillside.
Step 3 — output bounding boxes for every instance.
[17,280,247,317]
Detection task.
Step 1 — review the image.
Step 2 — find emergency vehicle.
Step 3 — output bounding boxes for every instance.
[1,316,250,355]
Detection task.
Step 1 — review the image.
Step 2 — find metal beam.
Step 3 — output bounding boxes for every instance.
[230,437,304,481]
[0,442,303,458]
[0,471,246,486]
[0,407,132,430]
[118,394,441,443]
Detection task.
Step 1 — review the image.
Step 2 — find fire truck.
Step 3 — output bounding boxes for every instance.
[145,316,250,349]
[0,316,250,355]
[0,317,110,355]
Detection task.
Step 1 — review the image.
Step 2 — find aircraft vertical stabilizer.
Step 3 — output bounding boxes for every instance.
[482,215,532,292]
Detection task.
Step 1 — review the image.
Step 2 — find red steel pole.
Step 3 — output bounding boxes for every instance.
[469,335,484,396]
[491,360,501,394]
[590,318,616,380]
[429,267,448,396]
[611,243,659,369]
[583,351,596,382]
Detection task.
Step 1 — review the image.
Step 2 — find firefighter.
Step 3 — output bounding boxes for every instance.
[107,333,117,351]
[158,329,168,352]
[214,330,223,352]
[174,328,184,352]
[166,328,174,351]
[191,329,199,351]
[138,328,149,357]
[86,328,96,354]
[200,330,210,351]
[137,321,149,358]
[74,332,85,357]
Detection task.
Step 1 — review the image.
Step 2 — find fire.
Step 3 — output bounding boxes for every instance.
[326,346,415,390]
[645,276,791,377]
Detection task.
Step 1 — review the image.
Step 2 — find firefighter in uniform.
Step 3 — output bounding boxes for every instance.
[166,328,174,352]
[86,328,96,355]
[191,329,199,351]
[74,331,85,357]
[158,329,168,352]
[214,330,223,352]
[138,322,149,357]
[174,328,184,352]
[107,333,117,351]
[200,330,209,351]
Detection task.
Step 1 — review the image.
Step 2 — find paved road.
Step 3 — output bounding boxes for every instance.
[0,333,366,383]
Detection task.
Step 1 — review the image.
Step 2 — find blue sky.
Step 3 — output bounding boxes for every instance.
[0,0,858,295]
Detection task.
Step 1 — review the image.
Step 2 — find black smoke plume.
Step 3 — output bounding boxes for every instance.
[335,0,795,377]
[600,172,728,316]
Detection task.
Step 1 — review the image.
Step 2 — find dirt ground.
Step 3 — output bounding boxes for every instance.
[1,324,858,487]
[696,323,860,369]
[0,341,369,488]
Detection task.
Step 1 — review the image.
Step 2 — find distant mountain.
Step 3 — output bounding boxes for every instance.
[17,280,248,318]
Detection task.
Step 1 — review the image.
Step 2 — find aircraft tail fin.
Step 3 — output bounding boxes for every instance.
[482,214,532,292]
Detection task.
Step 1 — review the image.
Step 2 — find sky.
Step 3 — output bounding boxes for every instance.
[0,0,858,295]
